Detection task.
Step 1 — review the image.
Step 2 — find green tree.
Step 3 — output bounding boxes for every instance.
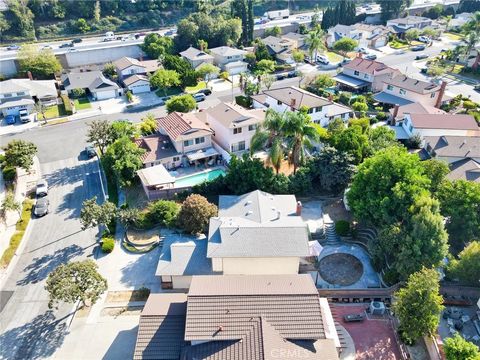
[438,180,480,250]
[265,25,281,37]
[378,0,410,22]
[393,267,444,344]
[102,62,116,78]
[80,196,117,231]
[0,13,11,41]
[146,200,180,228]
[177,194,218,234]
[261,73,276,90]
[448,241,480,286]
[196,63,220,86]
[333,37,358,55]
[367,126,397,154]
[18,45,62,78]
[421,159,449,194]
[444,334,480,360]
[197,39,208,52]
[306,28,325,62]
[93,0,101,23]
[165,94,196,114]
[149,69,181,96]
[313,74,335,89]
[4,140,37,171]
[1,192,21,218]
[34,101,47,121]
[405,28,420,45]
[117,207,140,230]
[110,120,139,141]
[330,125,369,164]
[86,119,112,155]
[104,137,145,187]
[139,113,157,136]
[352,101,368,112]
[142,33,174,59]
[75,18,90,33]
[162,54,198,88]
[46,260,107,309]
[292,49,305,65]
[255,59,275,74]
[254,41,272,61]
[8,0,35,38]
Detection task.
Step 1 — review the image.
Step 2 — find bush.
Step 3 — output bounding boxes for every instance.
[376,111,388,121]
[101,237,115,253]
[61,94,73,115]
[335,220,351,236]
[71,88,86,98]
[235,95,252,108]
[146,200,180,228]
[219,71,229,80]
[2,166,16,182]
[382,268,400,285]
[177,194,218,234]
[126,90,134,103]
[463,100,478,110]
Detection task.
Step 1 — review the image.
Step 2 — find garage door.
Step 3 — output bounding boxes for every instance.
[95,90,117,100]
[129,83,150,94]
[228,65,248,75]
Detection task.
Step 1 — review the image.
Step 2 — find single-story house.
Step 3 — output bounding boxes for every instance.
[61,71,121,100]
[123,74,151,94]
[113,56,147,79]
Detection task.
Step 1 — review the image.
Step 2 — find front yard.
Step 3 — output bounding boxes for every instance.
[73,97,91,110]
[185,81,207,93]
[443,32,464,41]
[43,104,67,119]
[155,87,182,98]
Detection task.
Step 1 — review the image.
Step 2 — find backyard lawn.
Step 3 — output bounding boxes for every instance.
[185,81,207,93]
[43,104,67,119]
[73,97,91,110]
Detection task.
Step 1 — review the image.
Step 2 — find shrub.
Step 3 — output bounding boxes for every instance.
[335,220,350,236]
[177,194,218,234]
[407,133,422,149]
[463,100,478,110]
[2,166,16,182]
[101,237,115,253]
[382,268,400,285]
[146,200,180,228]
[352,101,368,112]
[235,95,252,108]
[61,94,73,115]
[0,154,5,166]
[71,88,86,98]
[376,111,388,121]
[126,90,134,103]
[219,71,229,80]
[136,286,151,300]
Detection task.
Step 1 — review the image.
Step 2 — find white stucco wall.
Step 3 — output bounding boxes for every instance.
[119,64,146,77]
[172,275,192,289]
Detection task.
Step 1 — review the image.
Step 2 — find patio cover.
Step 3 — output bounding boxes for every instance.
[373,91,414,106]
[333,74,369,88]
[137,164,175,187]
[309,241,323,257]
[186,147,219,162]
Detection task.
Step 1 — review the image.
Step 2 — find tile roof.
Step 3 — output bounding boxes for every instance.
[424,135,480,158]
[343,57,395,75]
[390,102,446,119]
[157,112,212,142]
[113,56,145,71]
[179,46,214,62]
[447,158,480,183]
[124,74,149,86]
[135,133,179,164]
[263,86,331,110]
[409,114,479,131]
[203,102,265,129]
[383,74,439,94]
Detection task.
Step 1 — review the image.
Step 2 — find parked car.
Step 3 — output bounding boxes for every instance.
[316,55,329,65]
[193,93,206,102]
[59,43,73,48]
[85,145,96,158]
[34,197,49,217]
[71,38,83,44]
[420,67,428,73]
[5,115,16,125]
[343,314,365,322]
[474,84,480,93]
[41,44,53,49]
[7,44,20,50]
[19,109,30,123]
[415,53,428,60]
[196,88,212,96]
[411,45,426,51]
[36,179,48,197]
[365,54,377,60]
[276,73,286,80]
[357,47,368,54]
[287,70,298,78]
[418,36,431,43]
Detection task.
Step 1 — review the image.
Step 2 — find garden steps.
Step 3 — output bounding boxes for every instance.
[324,222,341,246]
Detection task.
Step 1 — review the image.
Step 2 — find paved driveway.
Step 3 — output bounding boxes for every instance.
[0,154,103,359]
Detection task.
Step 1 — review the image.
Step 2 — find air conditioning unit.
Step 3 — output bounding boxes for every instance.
[369,301,385,315]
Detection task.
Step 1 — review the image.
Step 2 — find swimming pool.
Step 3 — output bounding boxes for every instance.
[174,168,226,188]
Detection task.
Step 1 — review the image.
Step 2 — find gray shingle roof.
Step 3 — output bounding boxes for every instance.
[424,135,480,159]
[209,46,247,57]
[447,158,480,183]
[203,102,265,129]
[410,114,479,131]
[179,46,214,61]
[262,86,331,110]
[61,71,119,91]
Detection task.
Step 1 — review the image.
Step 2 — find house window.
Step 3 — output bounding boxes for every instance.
[130,69,135,74]
[173,156,180,161]
[3,93,12,97]
[195,137,205,144]
[315,106,323,112]
[183,139,194,147]
[277,100,282,105]
[227,56,232,59]
[307,108,314,114]
[408,123,413,132]
[17,92,25,96]
[399,89,406,95]
[364,74,368,79]
[354,70,360,76]
[231,141,246,152]
[248,124,256,131]
[387,85,393,91]
[233,127,242,134]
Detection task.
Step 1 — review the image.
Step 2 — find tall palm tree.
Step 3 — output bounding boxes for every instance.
[305,28,326,63]
[282,110,322,174]
[250,109,286,174]
[441,15,452,31]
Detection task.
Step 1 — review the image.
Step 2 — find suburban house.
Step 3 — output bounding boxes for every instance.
[179,46,214,69]
[0,78,57,116]
[387,15,433,35]
[209,46,248,75]
[252,86,353,127]
[389,102,446,124]
[133,274,342,360]
[61,71,121,100]
[423,135,480,183]
[123,74,151,94]
[393,113,480,140]
[374,75,448,108]
[113,56,147,79]
[334,57,401,92]
[282,32,307,49]
[198,102,266,153]
[326,24,390,49]
[208,190,310,275]
[261,35,296,62]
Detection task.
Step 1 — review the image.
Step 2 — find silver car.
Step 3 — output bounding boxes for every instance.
[34,197,49,217]
[36,179,48,197]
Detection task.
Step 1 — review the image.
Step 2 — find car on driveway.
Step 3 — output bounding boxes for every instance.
[316,55,329,65]
[196,88,212,96]
[7,44,20,50]
[365,54,377,60]
[85,145,96,158]
[418,36,431,43]
[36,179,48,197]
[411,45,426,51]
[343,313,365,322]
[415,53,428,60]
[357,47,368,54]
[19,109,30,123]
[5,115,16,125]
[193,93,206,102]
[34,197,49,217]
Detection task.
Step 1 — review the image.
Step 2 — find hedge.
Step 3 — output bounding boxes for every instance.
[335,220,351,236]
[101,237,115,253]
[61,94,73,115]
[235,95,252,108]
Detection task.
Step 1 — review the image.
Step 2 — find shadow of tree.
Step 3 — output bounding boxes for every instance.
[0,310,70,360]
[16,244,85,286]
[118,244,162,289]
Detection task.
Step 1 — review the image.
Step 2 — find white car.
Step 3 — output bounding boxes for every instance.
[36,179,48,197]
[357,47,368,54]
[193,93,206,102]
[418,36,431,43]
[41,44,53,49]
[316,55,329,65]
[19,109,30,123]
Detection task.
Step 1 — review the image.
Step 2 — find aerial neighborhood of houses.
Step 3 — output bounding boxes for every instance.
[0,0,480,359]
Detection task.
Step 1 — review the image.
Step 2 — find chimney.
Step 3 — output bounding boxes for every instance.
[435,81,447,108]
[27,71,33,80]
[391,104,400,126]
[296,201,302,216]
[290,98,296,107]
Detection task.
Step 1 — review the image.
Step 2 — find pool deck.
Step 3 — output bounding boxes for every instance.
[169,166,226,189]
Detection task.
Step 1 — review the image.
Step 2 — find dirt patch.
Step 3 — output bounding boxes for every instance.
[106,290,151,303]
[126,227,161,246]
[318,253,363,286]
[324,198,353,222]
[101,306,143,317]
[75,305,93,318]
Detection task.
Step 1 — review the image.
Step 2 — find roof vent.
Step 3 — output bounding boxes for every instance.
[246,210,253,215]
[246,200,252,205]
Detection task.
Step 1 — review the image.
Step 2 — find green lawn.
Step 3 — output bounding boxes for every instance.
[73,97,91,110]
[155,87,183,98]
[444,32,464,41]
[43,104,67,119]
[323,51,343,63]
[185,81,207,93]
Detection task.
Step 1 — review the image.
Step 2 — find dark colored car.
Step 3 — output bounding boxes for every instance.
[85,145,96,158]
[415,53,428,60]
[420,67,428,74]
[71,38,83,44]
[365,54,377,60]
[411,45,426,51]
[34,197,49,217]
[59,43,73,48]
[276,73,286,80]
[5,115,15,125]
[287,71,298,78]
[474,84,480,93]
[343,314,365,322]
[197,88,212,96]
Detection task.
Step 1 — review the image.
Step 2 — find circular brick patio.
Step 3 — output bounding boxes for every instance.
[318,253,364,286]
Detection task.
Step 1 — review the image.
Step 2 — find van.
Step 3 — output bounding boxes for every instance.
[103,31,115,42]
[193,93,206,102]
[316,55,329,65]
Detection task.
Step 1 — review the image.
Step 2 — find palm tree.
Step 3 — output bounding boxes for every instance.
[250,109,286,174]
[441,15,453,31]
[305,28,326,63]
[282,110,322,174]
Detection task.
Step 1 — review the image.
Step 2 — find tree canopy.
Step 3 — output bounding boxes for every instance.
[141,33,174,59]
[444,333,480,360]
[103,137,145,187]
[448,241,480,286]
[378,0,411,22]
[165,94,196,113]
[149,69,181,95]
[3,140,38,171]
[321,0,357,29]
[18,45,62,78]
[176,194,218,234]
[333,37,358,54]
[80,196,117,232]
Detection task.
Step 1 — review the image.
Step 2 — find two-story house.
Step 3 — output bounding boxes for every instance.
[198,102,266,154]
[179,46,214,69]
[374,74,448,108]
[334,56,401,92]
[327,24,390,49]
[387,15,433,36]
[282,32,307,49]
[261,35,296,62]
[252,86,353,127]
[0,78,57,116]
[209,46,248,75]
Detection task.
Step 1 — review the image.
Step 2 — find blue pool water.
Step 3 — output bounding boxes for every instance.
[174,169,226,188]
